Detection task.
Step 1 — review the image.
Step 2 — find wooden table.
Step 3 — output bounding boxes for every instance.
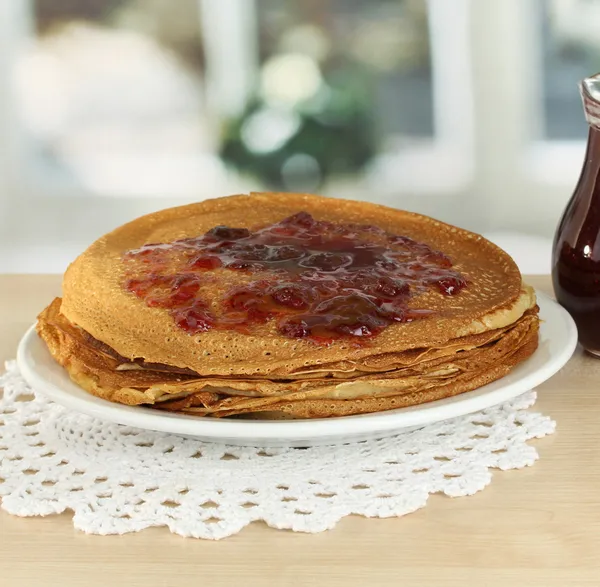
[0,275,599,587]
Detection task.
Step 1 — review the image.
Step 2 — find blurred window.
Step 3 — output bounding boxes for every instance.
[219,0,433,192]
[17,0,222,197]
[542,0,599,140]
[257,0,434,140]
[14,0,441,198]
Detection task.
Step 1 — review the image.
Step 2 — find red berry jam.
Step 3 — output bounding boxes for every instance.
[123,212,467,340]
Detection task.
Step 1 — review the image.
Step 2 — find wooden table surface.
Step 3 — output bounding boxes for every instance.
[0,274,599,587]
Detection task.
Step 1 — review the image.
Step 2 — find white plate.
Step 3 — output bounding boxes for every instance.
[16,291,577,447]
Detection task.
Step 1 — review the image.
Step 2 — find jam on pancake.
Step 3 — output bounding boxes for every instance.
[123,212,467,341]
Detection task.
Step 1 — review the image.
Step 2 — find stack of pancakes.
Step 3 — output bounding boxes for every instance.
[37,193,539,419]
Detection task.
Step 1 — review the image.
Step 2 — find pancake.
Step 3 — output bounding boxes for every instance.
[166,332,540,419]
[59,192,525,377]
[37,297,539,414]
[36,192,540,418]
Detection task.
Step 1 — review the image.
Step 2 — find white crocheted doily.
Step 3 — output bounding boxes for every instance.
[0,361,555,539]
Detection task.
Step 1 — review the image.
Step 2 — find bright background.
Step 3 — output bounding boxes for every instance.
[0,0,596,274]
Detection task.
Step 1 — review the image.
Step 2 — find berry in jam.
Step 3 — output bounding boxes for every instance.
[270,284,311,309]
[123,212,467,341]
[205,226,250,240]
[173,302,213,333]
[188,255,222,270]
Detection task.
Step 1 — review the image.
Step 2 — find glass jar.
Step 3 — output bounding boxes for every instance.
[552,73,600,355]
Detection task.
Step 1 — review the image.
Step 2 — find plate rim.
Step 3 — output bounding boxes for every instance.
[15,290,577,441]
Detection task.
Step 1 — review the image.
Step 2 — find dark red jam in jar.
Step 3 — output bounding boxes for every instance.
[553,74,600,355]
[123,212,467,341]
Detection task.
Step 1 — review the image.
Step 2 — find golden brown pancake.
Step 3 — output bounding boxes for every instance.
[59,193,526,376]
[37,298,538,414]
[36,193,539,418]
